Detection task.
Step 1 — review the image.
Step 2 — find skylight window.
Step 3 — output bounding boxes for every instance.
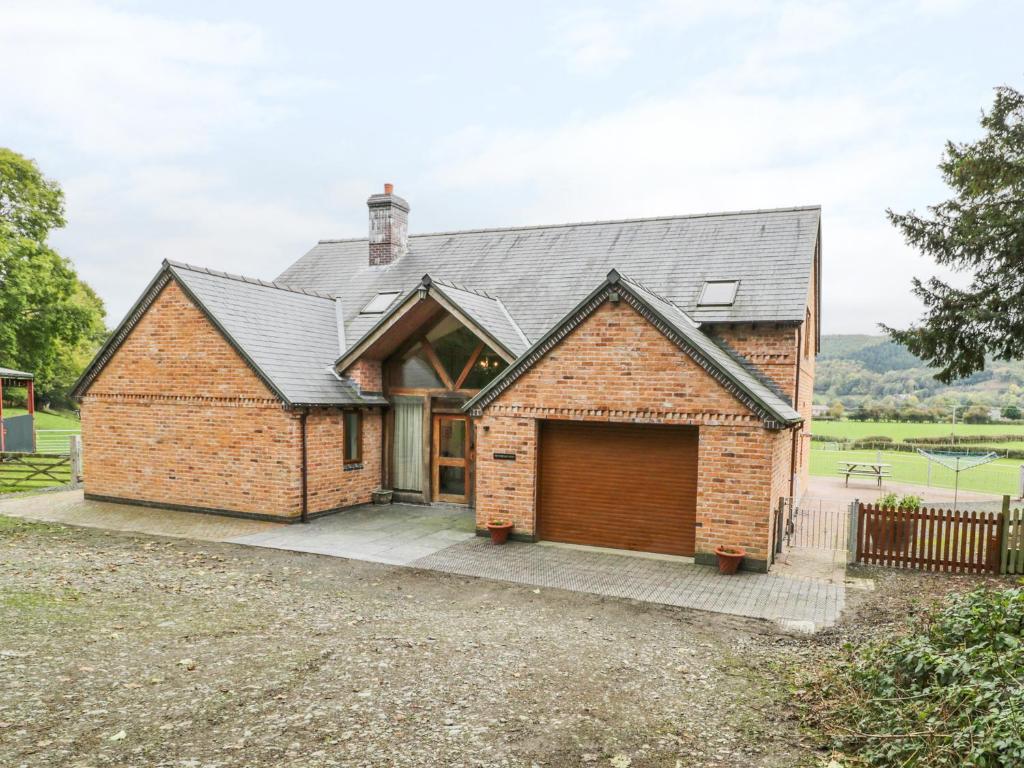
[360,292,400,314]
[697,280,739,307]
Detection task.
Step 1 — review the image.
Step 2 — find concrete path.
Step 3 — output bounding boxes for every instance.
[0,489,279,540]
[227,503,476,565]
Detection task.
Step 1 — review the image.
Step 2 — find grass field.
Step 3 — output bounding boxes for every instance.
[1,407,80,431]
[810,446,1020,496]
[812,419,1024,442]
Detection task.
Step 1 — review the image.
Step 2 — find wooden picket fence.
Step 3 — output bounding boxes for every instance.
[855,503,1002,574]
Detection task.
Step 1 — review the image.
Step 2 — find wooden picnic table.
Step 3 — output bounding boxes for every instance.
[837,460,892,488]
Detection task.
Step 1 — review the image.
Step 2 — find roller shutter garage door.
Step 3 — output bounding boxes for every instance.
[537,421,698,556]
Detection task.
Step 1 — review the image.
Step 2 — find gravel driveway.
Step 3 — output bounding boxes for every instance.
[0,514,817,767]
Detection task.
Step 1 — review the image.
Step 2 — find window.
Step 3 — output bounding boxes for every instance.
[697,280,739,306]
[361,292,401,314]
[344,410,362,465]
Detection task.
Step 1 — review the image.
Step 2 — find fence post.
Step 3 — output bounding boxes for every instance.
[69,435,83,486]
[1019,465,1024,500]
[848,498,859,564]
[1000,494,1011,575]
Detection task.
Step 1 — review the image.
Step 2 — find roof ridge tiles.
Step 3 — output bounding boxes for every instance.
[316,204,822,244]
[165,259,337,300]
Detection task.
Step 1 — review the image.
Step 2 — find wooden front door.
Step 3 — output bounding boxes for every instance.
[432,415,471,504]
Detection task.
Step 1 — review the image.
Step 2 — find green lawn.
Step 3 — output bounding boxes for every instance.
[812,419,1024,442]
[1,407,80,431]
[810,446,1020,496]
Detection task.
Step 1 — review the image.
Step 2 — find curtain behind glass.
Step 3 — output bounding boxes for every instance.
[392,397,423,491]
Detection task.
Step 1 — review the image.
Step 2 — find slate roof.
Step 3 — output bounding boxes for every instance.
[465,270,802,427]
[0,367,34,380]
[73,261,384,407]
[278,206,821,347]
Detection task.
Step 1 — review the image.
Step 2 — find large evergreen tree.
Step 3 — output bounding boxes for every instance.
[0,148,106,404]
[885,85,1024,383]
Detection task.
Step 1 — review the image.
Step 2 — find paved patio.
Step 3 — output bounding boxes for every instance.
[414,538,844,630]
[227,503,476,565]
[1,491,845,631]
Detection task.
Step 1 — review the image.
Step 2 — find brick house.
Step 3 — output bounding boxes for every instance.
[74,186,820,572]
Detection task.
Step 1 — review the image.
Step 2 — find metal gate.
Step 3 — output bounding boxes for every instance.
[776,496,852,554]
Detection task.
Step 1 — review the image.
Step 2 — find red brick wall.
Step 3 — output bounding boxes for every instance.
[81,281,302,518]
[346,359,383,393]
[305,408,382,513]
[81,279,375,520]
[713,324,798,396]
[475,299,781,566]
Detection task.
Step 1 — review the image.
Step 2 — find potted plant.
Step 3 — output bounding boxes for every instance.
[486,517,514,545]
[371,488,393,505]
[714,545,746,574]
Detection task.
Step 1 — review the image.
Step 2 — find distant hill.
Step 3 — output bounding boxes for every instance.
[818,335,923,373]
[815,335,1024,407]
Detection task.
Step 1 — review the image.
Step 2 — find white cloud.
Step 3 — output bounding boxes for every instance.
[51,166,340,322]
[0,0,275,158]
[549,8,633,74]
[430,78,954,334]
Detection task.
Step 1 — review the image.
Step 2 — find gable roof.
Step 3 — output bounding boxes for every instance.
[72,261,384,407]
[334,274,531,374]
[463,269,803,429]
[277,206,820,352]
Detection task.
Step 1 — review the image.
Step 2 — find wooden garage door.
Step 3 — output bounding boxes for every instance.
[538,421,698,556]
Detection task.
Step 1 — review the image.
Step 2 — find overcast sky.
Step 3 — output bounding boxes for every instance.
[2,0,1020,334]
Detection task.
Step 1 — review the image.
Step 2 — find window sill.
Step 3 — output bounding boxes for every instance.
[343,463,364,472]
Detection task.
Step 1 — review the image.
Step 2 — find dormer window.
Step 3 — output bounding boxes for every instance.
[697,280,739,307]
[361,292,400,314]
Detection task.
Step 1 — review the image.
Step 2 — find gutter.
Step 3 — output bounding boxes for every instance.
[299,409,309,523]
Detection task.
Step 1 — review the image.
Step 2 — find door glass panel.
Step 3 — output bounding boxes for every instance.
[438,466,466,496]
[439,418,466,459]
[463,350,508,389]
[391,342,443,389]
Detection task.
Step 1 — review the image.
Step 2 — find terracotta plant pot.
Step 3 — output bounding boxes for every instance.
[487,520,514,545]
[714,545,746,574]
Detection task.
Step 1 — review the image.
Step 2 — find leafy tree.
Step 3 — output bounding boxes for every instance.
[885,86,1024,383]
[0,148,106,404]
[962,404,990,424]
[1003,404,1022,420]
[826,400,844,419]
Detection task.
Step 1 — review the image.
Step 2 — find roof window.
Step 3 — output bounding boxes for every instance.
[697,280,739,307]
[360,292,401,314]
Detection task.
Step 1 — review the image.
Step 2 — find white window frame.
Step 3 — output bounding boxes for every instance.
[697,280,739,307]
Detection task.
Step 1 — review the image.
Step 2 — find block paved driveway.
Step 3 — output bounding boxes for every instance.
[2,491,844,631]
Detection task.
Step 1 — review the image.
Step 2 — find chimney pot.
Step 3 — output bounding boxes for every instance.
[384,183,394,195]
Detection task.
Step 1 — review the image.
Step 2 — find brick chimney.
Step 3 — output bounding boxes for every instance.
[367,183,409,266]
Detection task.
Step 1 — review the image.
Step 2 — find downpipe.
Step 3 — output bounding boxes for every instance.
[300,409,309,524]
